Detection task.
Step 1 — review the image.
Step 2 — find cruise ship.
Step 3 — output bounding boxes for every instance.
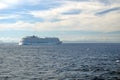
[19,36,62,45]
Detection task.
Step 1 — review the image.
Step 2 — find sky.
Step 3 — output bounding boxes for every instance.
[0,0,120,43]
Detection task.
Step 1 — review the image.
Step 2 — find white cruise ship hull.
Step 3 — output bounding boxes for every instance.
[19,36,62,45]
[19,42,62,45]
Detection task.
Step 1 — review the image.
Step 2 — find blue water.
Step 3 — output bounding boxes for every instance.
[0,43,120,80]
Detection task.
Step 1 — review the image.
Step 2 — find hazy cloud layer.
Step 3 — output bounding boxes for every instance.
[0,0,120,42]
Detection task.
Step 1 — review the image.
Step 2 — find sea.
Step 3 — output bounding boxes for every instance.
[0,43,120,80]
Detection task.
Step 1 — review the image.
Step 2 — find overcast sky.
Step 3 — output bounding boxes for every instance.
[0,0,120,42]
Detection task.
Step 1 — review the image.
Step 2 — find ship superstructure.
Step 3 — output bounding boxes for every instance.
[19,36,62,45]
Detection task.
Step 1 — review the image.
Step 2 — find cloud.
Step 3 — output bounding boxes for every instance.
[0,0,119,32]
[0,14,20,19]
[62,9,81,15]
[0,3,8,9]
[95,7,120,15]
[29,1,117,20]
[1,0,21,5]
[0,0,21,9]
[0,0,41,10]
[29,1,102,21]
[27,1,120,32]
[0,0,120,42]
[98,0,120,4]
[0,11,119,32]
[25,0,41,5]
[0,37,19,42]
[0,21,34,30]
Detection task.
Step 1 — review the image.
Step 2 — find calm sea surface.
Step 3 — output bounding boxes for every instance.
[0,43,120,80]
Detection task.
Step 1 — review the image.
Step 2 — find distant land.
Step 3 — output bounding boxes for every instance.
[63,40,120,43]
